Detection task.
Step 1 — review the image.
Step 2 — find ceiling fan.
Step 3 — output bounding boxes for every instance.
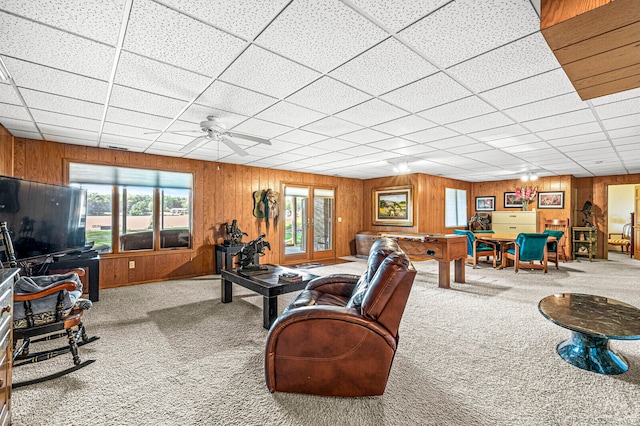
[151,116,271,156]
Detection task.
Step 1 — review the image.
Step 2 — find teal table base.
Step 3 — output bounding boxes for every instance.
[557,331,628,375]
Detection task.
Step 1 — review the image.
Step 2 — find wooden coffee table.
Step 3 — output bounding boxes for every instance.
[538,293,640,374]
[221,264,319,329]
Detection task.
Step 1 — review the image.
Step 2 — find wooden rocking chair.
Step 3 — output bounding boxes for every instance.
[0,222,98,388]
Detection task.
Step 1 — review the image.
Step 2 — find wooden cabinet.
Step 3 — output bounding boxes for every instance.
[491,211,538,234]
[573,227,597,261]
[0,268,19,426]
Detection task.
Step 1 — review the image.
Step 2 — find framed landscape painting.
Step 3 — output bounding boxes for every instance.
[504,192,523,208]
[475,196,495,212]
[373,185,413,226]
[538,191,564,209]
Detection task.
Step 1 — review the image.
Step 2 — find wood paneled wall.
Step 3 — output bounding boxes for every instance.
[362,173,472,234]
[0,126,12,176]
[7,136,364,288]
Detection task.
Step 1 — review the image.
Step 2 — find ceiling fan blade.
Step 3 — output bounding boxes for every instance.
[221,136,249,156]
[225,132,271,145]
[180,135,209,152]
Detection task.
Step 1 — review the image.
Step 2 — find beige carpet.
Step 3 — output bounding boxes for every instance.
[11,252,640,425]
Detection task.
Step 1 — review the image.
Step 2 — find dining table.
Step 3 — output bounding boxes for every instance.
[473,233,556,269]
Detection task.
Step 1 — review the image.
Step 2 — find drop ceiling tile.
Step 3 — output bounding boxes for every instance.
[255,101,325,128]
[196,80,277,116]
[288,145,333,158]
[448,112,514,134]
[404,126,458,143]
[156,133,196,146]
[590,87,640,106]
[400,0,539,68]
[30,109,101,132]
[335,98,407,127]
[7,129,42,139]
[426,135,477,150]
[275,129,326,144]
[161,0,288,40]
[114,52,211,101]
[486,133,542,148]
[266,140,304,153]
[523,109,597,133]
[611,135,638,147]
[309,138,358,151]
[0,103,31,120]
[102,122,157,140]
[367,137,417,151]
[220,45,320,99]
[300,116,363,137]
[544,132,607,147]
[177,104,248,130]
[124,0,245,76]
[501,141,551,154]
[570,147,618,160]
[99,134,152,152]
[4,57,108,104]
[558,141,612,153]
[609,127,640,139]
[110,85,188,118]
[468,124,530,142]
[0,117,38,133]
[391,143,438,156]
[464,149,522,165]
[446,142,492,155]
[1,0,123,45]
[264,152,307,163]
[106,107,174,132]
[338,128,391,144]
[418,96,496,125]
[255,0,387,73]
[145,148,184,158]
[21,89,103,120]
[0,80,21,105]
[349,0,450,32]
[601,113,640,131]
[593,97,640,120]
[481,68,574,110]
[230,118,292,139]
[339,145,382,156]
[537,122,603,141]
[448,33,559,92]
[371,114,436,136]
[0,12,114,80]
[286,77,370,115]
[505,93,588,122]
[381,73,471,113]
[307,151,356,165]
[39,124,98,141]
[329,38,437,96]
[43,133,96,146]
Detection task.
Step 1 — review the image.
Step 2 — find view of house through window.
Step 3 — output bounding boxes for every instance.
[445,188,468,228]
[69,163,192,253]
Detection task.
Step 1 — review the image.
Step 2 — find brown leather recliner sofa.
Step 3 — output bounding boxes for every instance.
[265,237,416,397]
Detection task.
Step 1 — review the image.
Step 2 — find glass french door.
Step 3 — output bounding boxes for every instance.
[282,185,335,264]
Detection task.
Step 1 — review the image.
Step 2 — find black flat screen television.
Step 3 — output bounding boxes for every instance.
[0,176,87,261]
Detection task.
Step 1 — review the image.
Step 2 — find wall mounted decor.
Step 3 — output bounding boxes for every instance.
[372,185,413,226]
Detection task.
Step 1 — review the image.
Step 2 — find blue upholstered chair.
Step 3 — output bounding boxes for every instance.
[543,229,564,269]
[503,233,549,273]
[453,230,498,268]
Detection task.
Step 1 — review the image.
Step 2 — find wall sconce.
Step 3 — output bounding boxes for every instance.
[521,172,538,182]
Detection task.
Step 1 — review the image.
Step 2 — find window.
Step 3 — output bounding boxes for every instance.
[69,163,192,253]
[445,188,467,227]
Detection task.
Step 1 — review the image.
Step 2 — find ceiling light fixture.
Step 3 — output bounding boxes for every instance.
[0,57,12,81]
[393,162,410,174]
[521,172,538,182]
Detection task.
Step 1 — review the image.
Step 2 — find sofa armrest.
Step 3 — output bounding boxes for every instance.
[305,274,361,297]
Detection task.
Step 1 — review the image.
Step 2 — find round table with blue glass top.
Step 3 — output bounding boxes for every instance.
[538,293,640,375]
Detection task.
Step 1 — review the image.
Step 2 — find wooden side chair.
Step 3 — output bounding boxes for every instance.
[503,233,549,273]
[543,219,569,262]
[454,230,498,268]
[608,223,631,254]
[543,229,564,269]
[0,222,98,388]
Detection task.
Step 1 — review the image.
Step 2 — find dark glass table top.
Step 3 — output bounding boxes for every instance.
[538,293,640,340]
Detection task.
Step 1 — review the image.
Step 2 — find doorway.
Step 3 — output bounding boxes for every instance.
[606,183,637,259]
[281,185,335,264]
